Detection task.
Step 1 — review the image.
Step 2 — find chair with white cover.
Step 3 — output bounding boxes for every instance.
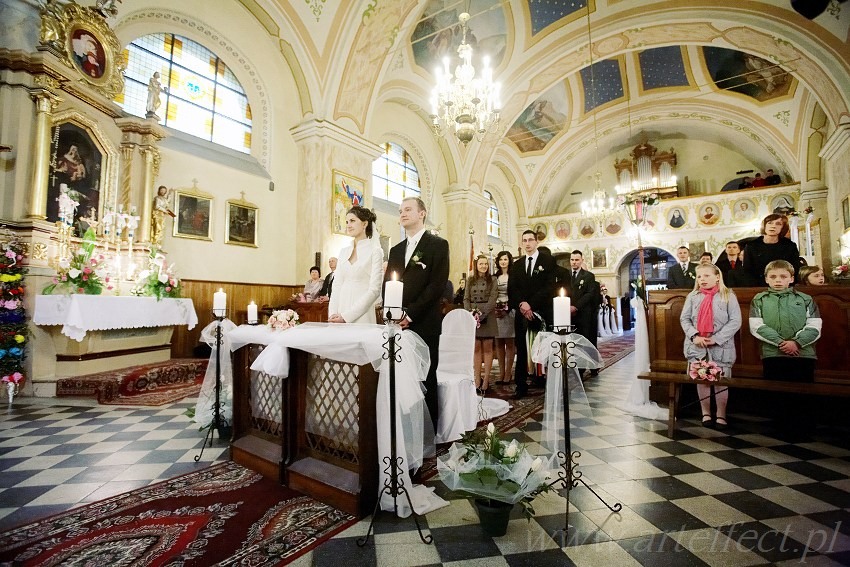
[435,309,478,444]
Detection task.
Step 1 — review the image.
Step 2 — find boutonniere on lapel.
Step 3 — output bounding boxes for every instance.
[578,279,585,288]
[409,250,426,270]
[687,269,696,279]
[534,265,545,275]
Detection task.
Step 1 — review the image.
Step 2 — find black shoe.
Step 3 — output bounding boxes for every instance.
[590,370,599,377]
[512,390,526,400]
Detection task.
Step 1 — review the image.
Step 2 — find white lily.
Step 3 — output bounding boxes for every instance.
[504,440,519,459]
[487,422,495,436]
[158,272,169,283]
[68,268,81,279]
[530,457,543,472]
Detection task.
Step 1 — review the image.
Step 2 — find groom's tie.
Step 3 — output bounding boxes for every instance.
[526,257,533,277]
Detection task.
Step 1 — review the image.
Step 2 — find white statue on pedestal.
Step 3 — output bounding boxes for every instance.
[146,72,166,119]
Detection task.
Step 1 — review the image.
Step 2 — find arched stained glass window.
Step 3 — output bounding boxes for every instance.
[116,33,252,154]
[484,190,500,238]
[372,142,421,204]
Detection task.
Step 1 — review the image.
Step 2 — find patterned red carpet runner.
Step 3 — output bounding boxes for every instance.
[0,461,356,566]
[56,358,208,406]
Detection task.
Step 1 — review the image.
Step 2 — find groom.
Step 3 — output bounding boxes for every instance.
[384,197,449,424]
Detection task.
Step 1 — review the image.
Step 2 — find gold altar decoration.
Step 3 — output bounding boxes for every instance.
[39,1,126,100]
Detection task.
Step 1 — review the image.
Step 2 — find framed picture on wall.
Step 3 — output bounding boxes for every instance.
[843,197,850,231]
[591,248,608,269]
[46,121,104,235]
[688,241,707,260]
[332,170,365,235]
[225,198,258,247]
[174,187,213,241]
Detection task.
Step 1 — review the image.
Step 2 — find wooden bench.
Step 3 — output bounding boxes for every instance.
[638,371,850,437]
[639,286,850,437]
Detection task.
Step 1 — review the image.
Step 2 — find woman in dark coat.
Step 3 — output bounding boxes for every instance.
[464,255,498,391]
[743,214,800,285]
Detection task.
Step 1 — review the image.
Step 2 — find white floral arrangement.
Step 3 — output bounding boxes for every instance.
[437,422,559,518]
[267,308,299,330]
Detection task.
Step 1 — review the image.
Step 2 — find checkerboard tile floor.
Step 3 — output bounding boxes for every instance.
[3,351,850,566]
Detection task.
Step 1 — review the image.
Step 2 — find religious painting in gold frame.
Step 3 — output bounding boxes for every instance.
[173,186,213,241]
[331,170,365,236]
[40,2,125,99]
[225,198,258,248]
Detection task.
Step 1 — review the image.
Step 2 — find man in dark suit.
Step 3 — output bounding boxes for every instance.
[764,168,782,185]
[383,197,449,424]
[666,246,698,289]
[317,257,337,300]
[715,241,744,285]
[568,250,599,377]
[508,230,556,399]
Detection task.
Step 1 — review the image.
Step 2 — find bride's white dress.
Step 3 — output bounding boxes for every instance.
[328,237,384,324]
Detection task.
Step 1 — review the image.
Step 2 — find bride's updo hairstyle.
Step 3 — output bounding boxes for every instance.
[348,205,377,238]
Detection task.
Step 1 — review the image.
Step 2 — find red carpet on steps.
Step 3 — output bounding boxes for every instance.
[56,358,208,406]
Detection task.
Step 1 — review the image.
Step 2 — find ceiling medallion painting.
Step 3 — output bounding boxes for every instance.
[411,0,507,75]
[506,81,568,153]
[702,47,793,102]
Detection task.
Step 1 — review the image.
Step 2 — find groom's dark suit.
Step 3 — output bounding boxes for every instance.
[384,230,449,423]
[508,252,556,397]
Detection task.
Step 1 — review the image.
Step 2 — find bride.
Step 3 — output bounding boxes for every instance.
[328,206,384,324]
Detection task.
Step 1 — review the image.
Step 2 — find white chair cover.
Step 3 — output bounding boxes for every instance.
[195,318,237,428]
[435,310,479,444]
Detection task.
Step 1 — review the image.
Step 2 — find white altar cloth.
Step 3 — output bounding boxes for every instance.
[33,295,198,342]
[237,322,448,518]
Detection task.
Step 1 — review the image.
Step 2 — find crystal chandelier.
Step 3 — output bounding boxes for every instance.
[580,172,615,229]
[429,12,501,146]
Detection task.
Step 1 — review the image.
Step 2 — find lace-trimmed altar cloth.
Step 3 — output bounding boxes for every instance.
[236,322,449,518]
[33,295,198,342]
[531,332,601,454]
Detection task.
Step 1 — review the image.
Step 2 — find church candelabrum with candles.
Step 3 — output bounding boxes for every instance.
[2,0,850,564]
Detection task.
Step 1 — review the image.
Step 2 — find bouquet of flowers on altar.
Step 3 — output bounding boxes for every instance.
[437,422,559,519]
[42,229,110,295]
[832,259,850,279]
[267,309,299,330]
[133,248,181,300]
[688,359,724,382]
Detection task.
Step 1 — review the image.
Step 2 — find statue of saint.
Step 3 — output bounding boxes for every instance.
[151,185,176,246]
[146,72,166,118]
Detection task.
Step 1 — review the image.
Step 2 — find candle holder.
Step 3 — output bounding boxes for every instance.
[548,327,622,535]
[195,311,231,461]
[358,306,433,547]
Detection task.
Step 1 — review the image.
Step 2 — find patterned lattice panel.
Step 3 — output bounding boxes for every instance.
[246,345,282,437]
[305,355,360,464]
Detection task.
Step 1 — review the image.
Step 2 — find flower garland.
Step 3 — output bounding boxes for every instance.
[132,249,181,299]
[0,229,27,388]
[267,309,299,330]
[42,228,111,295]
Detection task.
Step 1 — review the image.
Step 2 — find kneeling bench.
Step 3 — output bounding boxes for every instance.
[638,371,850,437]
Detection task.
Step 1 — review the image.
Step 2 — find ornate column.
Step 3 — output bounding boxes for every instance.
[137,145,159,243]
[443,185,491,284]
[114,118,166,245]
[820,120,850,264]
[26,87,61,219]
[290,119,382,272]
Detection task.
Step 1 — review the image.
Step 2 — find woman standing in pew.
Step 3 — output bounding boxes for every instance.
[681,263,742,429]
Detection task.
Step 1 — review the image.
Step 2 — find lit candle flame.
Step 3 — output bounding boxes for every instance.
[392,271,397,281]
[559,288,566,297]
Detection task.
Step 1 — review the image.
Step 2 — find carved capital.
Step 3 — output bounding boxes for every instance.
[29,89,62,113]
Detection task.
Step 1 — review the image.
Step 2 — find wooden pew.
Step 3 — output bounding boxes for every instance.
[638,286,850,436]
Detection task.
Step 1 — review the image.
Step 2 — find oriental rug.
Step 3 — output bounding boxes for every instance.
[56,358,208,406]
[596,331,635,368]
[0,461,356,566]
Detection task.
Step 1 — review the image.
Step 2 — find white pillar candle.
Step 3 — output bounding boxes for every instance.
[213,288,227,316]
[384,272,403,308]
[247,301,258,324]
[553,289,570,328]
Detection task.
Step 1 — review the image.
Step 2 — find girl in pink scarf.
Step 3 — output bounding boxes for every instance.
[680,264,742,429]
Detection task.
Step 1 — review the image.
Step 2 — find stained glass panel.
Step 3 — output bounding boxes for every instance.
[372,142,421,204]
[117,33,252,153]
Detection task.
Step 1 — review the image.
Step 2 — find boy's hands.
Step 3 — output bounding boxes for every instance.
[778,340,800,356]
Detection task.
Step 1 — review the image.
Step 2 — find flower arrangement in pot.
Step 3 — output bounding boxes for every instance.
[437,422,559,536]
[0,229,27,402]
[132,248,181,299]
[42,229,110,295]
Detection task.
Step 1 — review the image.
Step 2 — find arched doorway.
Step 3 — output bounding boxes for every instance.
[617,247,675,294]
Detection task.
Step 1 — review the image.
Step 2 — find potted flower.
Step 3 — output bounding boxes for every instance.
[437,422,559,536]
[132,248,182,299]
